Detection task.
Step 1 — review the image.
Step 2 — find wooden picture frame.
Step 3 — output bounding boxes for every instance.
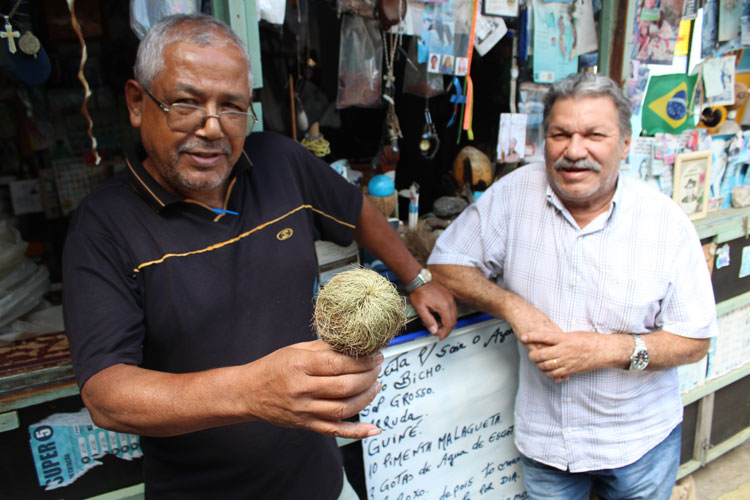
[673,150,712,220]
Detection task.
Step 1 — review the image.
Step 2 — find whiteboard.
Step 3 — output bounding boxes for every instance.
[359,317,527,500]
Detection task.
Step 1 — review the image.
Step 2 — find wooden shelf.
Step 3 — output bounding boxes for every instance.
[682,363,750,406]
[694,207,750,242]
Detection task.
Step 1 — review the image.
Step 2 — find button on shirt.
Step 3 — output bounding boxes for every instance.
[428,163,717,472]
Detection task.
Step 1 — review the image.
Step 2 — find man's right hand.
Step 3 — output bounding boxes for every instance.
[242,340,384,439]
[81,340,383,439]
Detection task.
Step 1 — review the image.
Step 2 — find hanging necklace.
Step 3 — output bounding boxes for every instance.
[382,27,403,152]
[1,0,40,57]
[419,99,439,159]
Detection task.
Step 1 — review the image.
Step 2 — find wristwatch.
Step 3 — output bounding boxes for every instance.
[628,334,650,371]
[405,268,432,293]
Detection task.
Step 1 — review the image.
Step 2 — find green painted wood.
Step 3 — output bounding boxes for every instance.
[211,0,263,90]
[598,0,615,76]
[716,291,750,317]
[694,207,750,241]
[84,483,144,500]
[0,381,79,413]
[682,363,750,406]
[0,411,19,433]
[0,364,74,394]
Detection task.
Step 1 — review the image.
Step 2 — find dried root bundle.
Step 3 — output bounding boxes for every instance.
[314,267,406,357]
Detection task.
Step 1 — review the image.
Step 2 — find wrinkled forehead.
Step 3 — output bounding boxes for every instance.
[548,96,621,129]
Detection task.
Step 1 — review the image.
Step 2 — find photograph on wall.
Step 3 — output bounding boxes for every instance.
[624,136,667,193]
[440,53,455,75]
[739,245,750,278]
[532,0,578,84]
[702,54,737,107]
[673,150,712,220]
[703,241,718,275]
[419,0,456,71]
[455,56,469,76]
[632,0,686,64]
[497,113,527,163]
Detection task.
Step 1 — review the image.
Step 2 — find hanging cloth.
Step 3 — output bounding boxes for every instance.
[460,0,479,142]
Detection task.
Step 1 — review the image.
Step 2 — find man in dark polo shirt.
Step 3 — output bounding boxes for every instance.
[62,13,456,500]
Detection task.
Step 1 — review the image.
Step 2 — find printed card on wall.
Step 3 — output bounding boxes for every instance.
[532,0,578,83]
[632,0,686,64]
[739,245,750,278]
[29,408,141,490]
[360,318,525,500]
[497,113,528,163]
[702,55,736,107]
[421,0,457,74]
[474,13,508,56]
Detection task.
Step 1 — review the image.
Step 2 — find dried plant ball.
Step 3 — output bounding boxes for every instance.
[314,268,406,357]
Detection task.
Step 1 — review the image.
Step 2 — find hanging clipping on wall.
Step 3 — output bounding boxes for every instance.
[532,0,578,84]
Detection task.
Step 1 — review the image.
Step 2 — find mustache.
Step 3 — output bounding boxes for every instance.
[554,157,602,172]
[177,140,232,156]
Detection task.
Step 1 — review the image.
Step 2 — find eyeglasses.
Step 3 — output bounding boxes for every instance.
[143,87,259,138]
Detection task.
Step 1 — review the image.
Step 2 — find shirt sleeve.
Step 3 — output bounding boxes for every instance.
[657,219,718,339]
[63,210,146,388]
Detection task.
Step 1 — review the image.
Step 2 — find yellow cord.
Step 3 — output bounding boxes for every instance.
[301,135,331,157]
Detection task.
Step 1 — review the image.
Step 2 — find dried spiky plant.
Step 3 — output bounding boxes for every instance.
[314,267,406,357]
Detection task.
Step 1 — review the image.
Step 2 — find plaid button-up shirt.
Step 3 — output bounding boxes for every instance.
[428,162,717,471]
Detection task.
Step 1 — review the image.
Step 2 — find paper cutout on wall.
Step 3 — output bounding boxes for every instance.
[739,245,750,278]
[532,0,577,84]
[716,243,731,269]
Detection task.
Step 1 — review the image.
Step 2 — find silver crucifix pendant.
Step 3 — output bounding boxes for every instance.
[1,16,20,54]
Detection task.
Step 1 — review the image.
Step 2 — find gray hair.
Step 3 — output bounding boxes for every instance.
[134,13,253,95]
[542,73,631,138]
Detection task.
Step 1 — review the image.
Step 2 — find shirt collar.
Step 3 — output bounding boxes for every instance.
[544,173,623,231]
[126,141,253,213]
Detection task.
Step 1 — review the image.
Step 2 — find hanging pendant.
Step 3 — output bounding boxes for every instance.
[1,16,20,54]
[419,103,439,160]
[18,31,40,58]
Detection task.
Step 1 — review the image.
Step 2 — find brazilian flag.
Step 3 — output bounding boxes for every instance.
[641,74,699,136]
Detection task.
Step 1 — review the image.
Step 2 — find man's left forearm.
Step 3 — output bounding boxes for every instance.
[353,197,457,338]
[353,197,422,284]
[624,330,710,370]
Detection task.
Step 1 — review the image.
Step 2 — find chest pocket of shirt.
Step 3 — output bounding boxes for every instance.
[592,275,665,335]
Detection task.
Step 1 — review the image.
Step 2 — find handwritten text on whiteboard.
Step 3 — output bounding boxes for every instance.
[360,318,527,500]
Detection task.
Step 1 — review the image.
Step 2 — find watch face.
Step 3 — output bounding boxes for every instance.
[421,268,432,281]
[631,350,649,370]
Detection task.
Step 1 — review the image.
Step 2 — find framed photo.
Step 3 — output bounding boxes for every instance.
[673,150,712,220]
